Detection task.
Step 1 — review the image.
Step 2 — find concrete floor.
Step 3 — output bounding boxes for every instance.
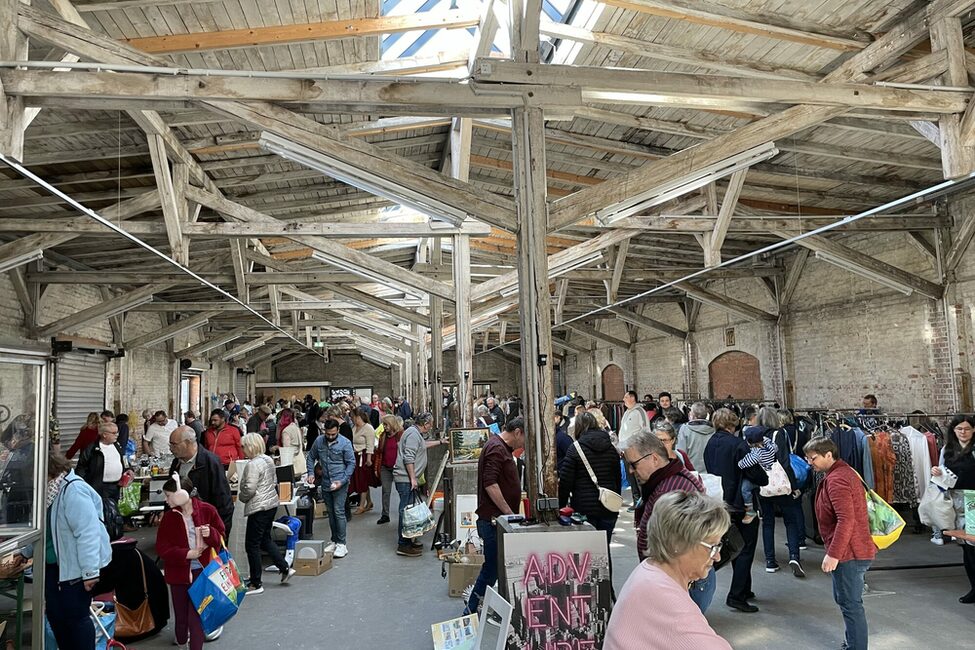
[121,488,974,649]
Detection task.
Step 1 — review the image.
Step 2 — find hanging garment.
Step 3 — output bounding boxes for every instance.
[921,430,939,467]
[869,432,897,504]
[889,432,919,505]
[852,428,875,490]
[900,426,934,502]
[829,427,863,475]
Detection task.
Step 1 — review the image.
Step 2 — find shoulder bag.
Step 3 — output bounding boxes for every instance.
[759,460,792,497]
[573,441,624,513]
[114,552,155,639]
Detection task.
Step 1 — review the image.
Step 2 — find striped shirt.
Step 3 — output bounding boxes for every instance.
[737,438,779,471]
[636,469,704,561]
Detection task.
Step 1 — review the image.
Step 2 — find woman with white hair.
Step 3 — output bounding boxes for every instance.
[239,433,293,593]
[605,491,732,650]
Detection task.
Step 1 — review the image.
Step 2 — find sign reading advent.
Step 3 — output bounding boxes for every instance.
[496,520,612,649]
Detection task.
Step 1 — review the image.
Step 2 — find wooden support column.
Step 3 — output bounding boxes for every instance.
[511,103,556,499]
[930,16,975,178]
[0,0,26,160]
[451,117,474,427]
[430,238,445,430]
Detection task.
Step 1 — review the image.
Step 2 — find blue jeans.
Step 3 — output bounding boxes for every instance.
[741,478,757,512]
[395,481,416,546]
[689,567,716,613]
[321,482,349,545]
[465,518,497,614]
[832,559,871,650]
[759,495,803,563]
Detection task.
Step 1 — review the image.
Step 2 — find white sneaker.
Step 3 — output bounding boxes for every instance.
[334,544,348,558]
[931,534,945,546]
[204,626,223,642]
[324,542,337,553]
[246,585,264,595]
[281,568,296,584]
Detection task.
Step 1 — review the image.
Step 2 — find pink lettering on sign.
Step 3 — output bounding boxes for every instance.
[525,596,548,630]
[520,552,599,649]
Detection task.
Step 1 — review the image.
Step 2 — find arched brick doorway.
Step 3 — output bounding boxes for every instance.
[709,352,762,400]
[601,364,624,401]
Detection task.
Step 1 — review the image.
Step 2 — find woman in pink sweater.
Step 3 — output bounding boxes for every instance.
[605,491,732,650]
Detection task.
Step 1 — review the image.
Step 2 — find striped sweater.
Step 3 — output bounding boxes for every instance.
[636,467,705,561]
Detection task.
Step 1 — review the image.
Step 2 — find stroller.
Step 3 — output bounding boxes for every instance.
[44,602,125,649]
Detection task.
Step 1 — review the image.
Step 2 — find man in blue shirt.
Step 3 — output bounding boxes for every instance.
[306,419,355,558]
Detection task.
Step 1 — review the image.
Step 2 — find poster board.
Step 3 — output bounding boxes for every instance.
[431,614,479,650]
[329,387,353,401]
[449,428,491,464]
[454,494,478,541]
[496,521,612,650]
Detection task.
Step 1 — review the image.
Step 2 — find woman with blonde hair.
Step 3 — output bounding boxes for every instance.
[276,408,305,475]
[374,415,403,525]
[350,406,376,515]
[66,412,100,459]
[239,433,293,593]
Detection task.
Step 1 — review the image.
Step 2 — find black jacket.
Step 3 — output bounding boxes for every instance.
[168,447,234,529]
[703,431,767,512]
[558,428,622,519]
[76,440,128,497]
[489,405,506,427]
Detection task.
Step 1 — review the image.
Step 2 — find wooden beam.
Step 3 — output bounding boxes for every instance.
[326,283,430,328]
[184,185,456,301]
[175,325,254,357]
[554,278,569,324]
[676,281,777,322]
[36,283,173,338]
[563,322,630,350]
[0,0,26,160]
[220,332,277,361]
[600,0,868,51]
[946,208,975,274]
[707,169,747,267]
[907,231,938,259]
[123,9,481,54]
[8,267,32,326]
[473,61,968,113]
[146,133,189,264]
[929,16,975,177]
[540,22,818,81]
[606,306,686,340]
[782,233,944,300]
[471,228,638,301]
[609,215,946,233]
[229,239,248,301]
[122,311,216,348]
[545,0,975,232]
[609,240,629,302]
[779,249,809,309]
[74,0,223,11]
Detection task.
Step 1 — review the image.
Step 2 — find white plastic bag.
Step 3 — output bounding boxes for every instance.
[402,490,436,538]
[696,472,724,500]
[918,485,956,531]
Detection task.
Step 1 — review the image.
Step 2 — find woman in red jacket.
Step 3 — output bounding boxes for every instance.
[156,475,226,650]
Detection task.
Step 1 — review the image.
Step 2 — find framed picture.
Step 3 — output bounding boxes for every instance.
[449,427,491,464]
[454,494,478,540]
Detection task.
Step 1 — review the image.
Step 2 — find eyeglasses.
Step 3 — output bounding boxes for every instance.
[699,541,723,560]
[627,453,653,471]
[805,454,820,464]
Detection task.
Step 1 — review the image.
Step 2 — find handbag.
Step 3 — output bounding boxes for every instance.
[573,441,623,513]
[788,433,811,490]
[918,485,955,531]
[857,473,905,550]
[759,460,791,498]
[713,520,745,571]
[102,497,124,541]
[188,541,246,635]
[114,552,155,639]
[402,490,436,538]
[118,484,141,517]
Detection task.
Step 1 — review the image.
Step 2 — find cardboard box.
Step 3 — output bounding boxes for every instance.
[294,552,333,576]
[295,539,327,560]
[279,482,293,502]
[447,555,484,597]
[314,502,327,518]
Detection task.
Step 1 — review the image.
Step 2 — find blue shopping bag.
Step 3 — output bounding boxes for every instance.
[188,545,246,635]
[45,611,117,650]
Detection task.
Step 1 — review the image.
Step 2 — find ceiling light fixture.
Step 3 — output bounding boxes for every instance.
[588,142,778,225]
[259,132,467,227]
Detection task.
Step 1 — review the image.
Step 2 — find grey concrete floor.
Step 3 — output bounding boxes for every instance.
[126,488,972,649]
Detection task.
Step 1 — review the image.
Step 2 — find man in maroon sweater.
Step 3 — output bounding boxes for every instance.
[805,437,876,650]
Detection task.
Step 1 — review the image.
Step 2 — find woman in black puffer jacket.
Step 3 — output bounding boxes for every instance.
[558,411,623,541]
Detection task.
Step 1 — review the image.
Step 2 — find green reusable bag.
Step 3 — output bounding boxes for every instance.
[118,483,141,516]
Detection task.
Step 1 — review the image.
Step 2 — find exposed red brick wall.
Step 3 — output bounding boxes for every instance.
[709,351,763,400]
[601,364,624,401]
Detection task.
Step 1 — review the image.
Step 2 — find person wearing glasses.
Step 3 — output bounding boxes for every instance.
[620,428,713,612]
[168,426,235,536]
[604,491,732,650]
[805,437,875,650]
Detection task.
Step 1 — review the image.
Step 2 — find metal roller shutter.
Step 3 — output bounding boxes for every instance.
[56,352,108,452]
[234,371,247,401]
